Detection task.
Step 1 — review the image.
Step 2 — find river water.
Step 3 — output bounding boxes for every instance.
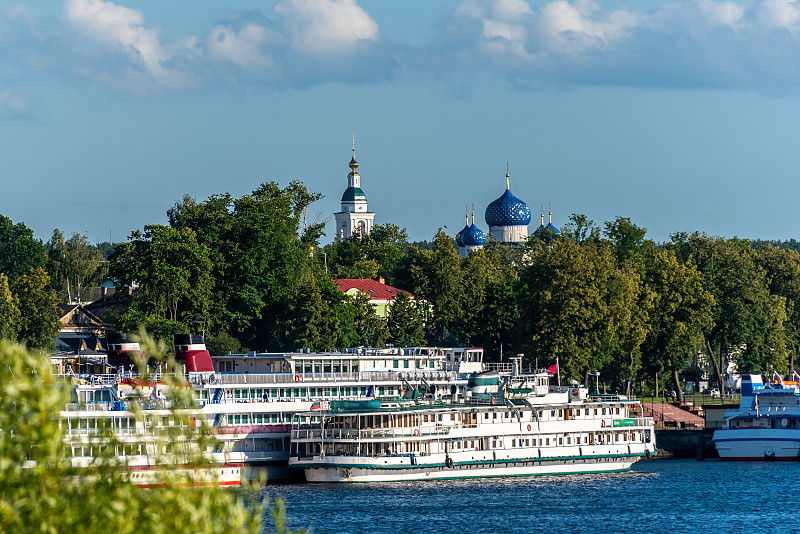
[263,459,799,533]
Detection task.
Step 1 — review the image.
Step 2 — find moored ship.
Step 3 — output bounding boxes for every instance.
[712,373,800,460]
[60,335,490,485]
[288,370,656,482]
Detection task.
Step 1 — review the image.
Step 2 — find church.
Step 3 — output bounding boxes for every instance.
[330,141,558,252]
[456,166,560,258]
[333,140,375,241]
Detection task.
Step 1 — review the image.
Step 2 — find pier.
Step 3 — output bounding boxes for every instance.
[642,399,737,459]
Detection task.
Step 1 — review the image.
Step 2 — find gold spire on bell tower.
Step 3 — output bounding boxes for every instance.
[548,202,552,224]
[465,205,469,226]
[471,203,475,225]
[540,204,544,226]
[349,134,358,172]
[505,162,510,190]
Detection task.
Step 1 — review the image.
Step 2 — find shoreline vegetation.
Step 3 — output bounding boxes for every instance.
[0,336,306,534]
[2,181,800,401]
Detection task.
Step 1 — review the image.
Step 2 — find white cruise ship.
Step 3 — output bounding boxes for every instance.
[60,334,488,485]
[288,370,656,482]
[712,372,800,460]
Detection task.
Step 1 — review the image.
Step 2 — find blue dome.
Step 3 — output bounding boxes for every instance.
[533,224,546,237]
[547,222,561,235]
[461,224,486,247]
[485,189,531,227]
[455,224,470,248]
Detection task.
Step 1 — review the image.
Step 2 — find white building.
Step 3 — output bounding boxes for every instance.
[334,144,376,241]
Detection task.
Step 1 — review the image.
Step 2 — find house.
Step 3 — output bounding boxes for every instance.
[334,277,416,318]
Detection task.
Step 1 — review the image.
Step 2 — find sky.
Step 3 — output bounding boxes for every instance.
[2,0,800,246]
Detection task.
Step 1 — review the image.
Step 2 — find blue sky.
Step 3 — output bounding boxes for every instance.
[2,0,800,245]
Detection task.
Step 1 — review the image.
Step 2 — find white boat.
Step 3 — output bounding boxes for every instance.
[60,335,491,485]
[712,372,800,460]
[288,371,656,482]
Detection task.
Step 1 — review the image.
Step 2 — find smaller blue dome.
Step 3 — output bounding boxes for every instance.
[455,224,470,248]
[547,222,561,235]
[485,189,531,227]
[461,224,486,247]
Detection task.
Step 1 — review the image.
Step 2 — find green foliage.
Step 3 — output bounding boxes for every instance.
[387,291,425,347]
[0,339,311,534]
[167,182,322,350]
[2,335,309,533]
[561,213,600,245]
[325,223,410,283]
[351,291,389,347]
[0,273,20,339]
[110,225,213,338]
[206,331,248,356]
[47,229,107,303]
[285,277,354,351]
[674,233,788,381]
[518,239,618,381]
[642,250,714,387]
[12,268,60,349]
[0,215,47,283]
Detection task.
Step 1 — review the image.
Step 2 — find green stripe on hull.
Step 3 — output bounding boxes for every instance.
[341,468,633,483]
[292,452,646,470]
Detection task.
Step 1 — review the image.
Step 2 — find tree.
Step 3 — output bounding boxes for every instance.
[167,182,323,350]
[110,225,213,338]
[285,277,352,352]
[604,264,654,396]
[387,291,425,347]
[0,214,47,282]
[0,273,20,340]
[325,223,410,283]
[458,244,519,359]
[0,338,310,533]
[642,250,714,401]
[755,245,800,372]
[518,239,618,383]
[561,213,600,245]
[12,268,60,349]
[674,233,788,388]
[48,230,106,303]
[351,291,388,347]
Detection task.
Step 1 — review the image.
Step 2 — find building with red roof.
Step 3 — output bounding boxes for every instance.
[334,277,415,318]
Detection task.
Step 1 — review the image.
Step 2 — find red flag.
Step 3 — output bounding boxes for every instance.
[546,363,558,375]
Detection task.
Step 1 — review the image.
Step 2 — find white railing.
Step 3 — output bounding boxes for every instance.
[208,370,460,385]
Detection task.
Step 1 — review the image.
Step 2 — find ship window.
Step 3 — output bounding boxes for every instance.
[602,408,606,415]
[546,438,550,446]
[404,360,409,368]
[616,408,620,415]
[393,360,399,368]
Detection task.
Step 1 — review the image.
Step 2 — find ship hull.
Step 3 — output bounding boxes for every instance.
[712,429,800,461]
[293,449,649,483]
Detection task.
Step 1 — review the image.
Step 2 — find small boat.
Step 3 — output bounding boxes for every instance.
[712,372,800,461]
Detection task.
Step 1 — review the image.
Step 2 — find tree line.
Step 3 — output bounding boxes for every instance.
[2,181,800,399]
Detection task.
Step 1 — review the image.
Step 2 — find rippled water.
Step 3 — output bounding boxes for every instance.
[262,460,800,533]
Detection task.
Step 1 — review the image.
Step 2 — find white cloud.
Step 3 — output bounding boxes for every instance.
[758,0,800,30]
[491,0,533,20]
[64,0,195,89]
[273,0,379,56]
[207,23,274,69]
